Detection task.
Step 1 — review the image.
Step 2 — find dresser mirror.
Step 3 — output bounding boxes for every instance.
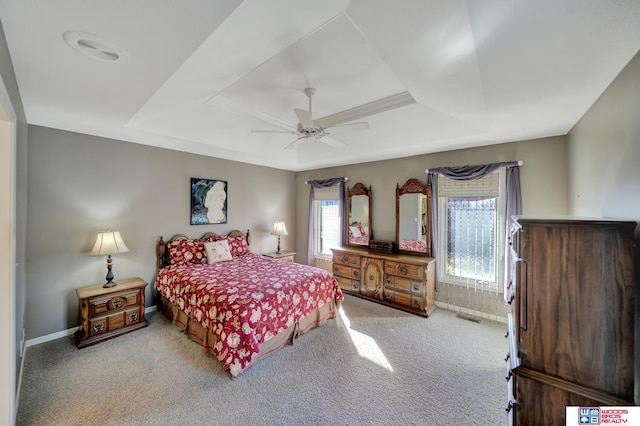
[345,182,372,248]
[396,178,431,256]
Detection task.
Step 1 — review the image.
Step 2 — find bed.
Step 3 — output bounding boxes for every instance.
[155,230,343,377]
[398,237,427,252]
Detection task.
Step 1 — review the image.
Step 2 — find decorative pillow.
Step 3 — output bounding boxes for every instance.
[167,239,206,265]
[226,235,250,257]
[204,240,232,264]
[355,222,366,236]
[349,226,362,238]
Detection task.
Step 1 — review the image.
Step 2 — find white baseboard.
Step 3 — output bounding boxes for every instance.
[25,305,158,348]
[435,301,508,324]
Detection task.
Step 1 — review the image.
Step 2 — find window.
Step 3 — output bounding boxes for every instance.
[312,186,341,258]
[437,171,505,291]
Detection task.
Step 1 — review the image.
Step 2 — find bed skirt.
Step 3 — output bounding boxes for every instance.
[159,295,341,376]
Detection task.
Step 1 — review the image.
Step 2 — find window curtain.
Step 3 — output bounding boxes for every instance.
[426,161,521,297]
[307,178,346,266]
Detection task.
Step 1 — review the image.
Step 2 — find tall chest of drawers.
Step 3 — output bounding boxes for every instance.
[331,246,436,316]
[505,218,636,425]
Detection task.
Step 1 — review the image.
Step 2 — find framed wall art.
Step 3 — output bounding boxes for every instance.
[190,178,227,225]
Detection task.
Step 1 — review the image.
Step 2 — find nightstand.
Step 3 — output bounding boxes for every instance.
[75,277,148,348]
[264,251,296,262]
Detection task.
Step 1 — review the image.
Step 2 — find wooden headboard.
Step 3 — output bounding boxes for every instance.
[156,229,250,269]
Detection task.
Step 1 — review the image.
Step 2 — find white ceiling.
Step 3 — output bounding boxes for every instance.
[1,0,639,171]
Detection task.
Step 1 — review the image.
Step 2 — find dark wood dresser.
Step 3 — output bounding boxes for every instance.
[506,218,636,425]
[75,277,148,348]
[331,246,436,316]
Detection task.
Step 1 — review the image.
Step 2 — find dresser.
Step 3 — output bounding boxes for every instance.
[331,246,436,316]
[75,277,149,348]
[506,218,636,425]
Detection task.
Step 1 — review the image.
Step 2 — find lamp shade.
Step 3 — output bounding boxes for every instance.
[271,221,288,236]
[90,231,129,256]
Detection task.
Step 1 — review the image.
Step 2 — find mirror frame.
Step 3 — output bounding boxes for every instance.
[396,178,432,257]
[345,182,372,248]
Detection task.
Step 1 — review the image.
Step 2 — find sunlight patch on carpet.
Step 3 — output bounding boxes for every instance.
[339,306,394,371]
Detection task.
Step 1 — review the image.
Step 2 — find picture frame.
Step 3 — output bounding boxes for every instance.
[190,178,227,225]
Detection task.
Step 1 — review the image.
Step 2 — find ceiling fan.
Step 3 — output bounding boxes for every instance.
[251,88,370,149]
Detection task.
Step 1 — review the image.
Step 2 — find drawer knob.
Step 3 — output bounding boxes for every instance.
[128,312,138,322]
[342,255,349,263]
[93,322,105,333]
[353,270,359,277]
[398,266,408,274]
[385,278,392,285]
[109,297,123,310]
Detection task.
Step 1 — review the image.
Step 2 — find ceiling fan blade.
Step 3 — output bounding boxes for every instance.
[284,136,307,150]
[324,121,370,133]
[294,108,314,129]
[251,129,298,134]
[319,136,347,148]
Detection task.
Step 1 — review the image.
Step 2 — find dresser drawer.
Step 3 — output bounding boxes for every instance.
[335,276,360,293]
[389,290,424,310]
[332,252,361,267]
[384,275,425,294]
[89,290,140,317]
[384,261,424,280]
[333,263,360,279]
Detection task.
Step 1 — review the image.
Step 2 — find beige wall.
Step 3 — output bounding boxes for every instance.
[26,125,296,339]
[295,136,569,264]
[567,50,640,223]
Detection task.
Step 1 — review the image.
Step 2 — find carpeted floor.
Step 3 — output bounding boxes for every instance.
[17,295,509,426]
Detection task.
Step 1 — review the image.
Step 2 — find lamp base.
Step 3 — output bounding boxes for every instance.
[103,256,117,288]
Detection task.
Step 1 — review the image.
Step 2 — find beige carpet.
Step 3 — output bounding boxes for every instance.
[17,295,509,426]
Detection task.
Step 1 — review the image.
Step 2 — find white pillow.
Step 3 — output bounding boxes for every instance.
[349,226,362,238]
[204,240,232,264]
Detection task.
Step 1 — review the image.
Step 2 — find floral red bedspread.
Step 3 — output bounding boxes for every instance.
[155,253,343,377]
[399,237,427,252]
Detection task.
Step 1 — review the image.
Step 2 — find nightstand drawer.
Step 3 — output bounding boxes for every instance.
[89,312,125,336]
[89,290,140,317]
[125,308,142,325]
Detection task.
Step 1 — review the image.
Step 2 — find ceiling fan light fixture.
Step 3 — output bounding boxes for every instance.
[252,87,370,149]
